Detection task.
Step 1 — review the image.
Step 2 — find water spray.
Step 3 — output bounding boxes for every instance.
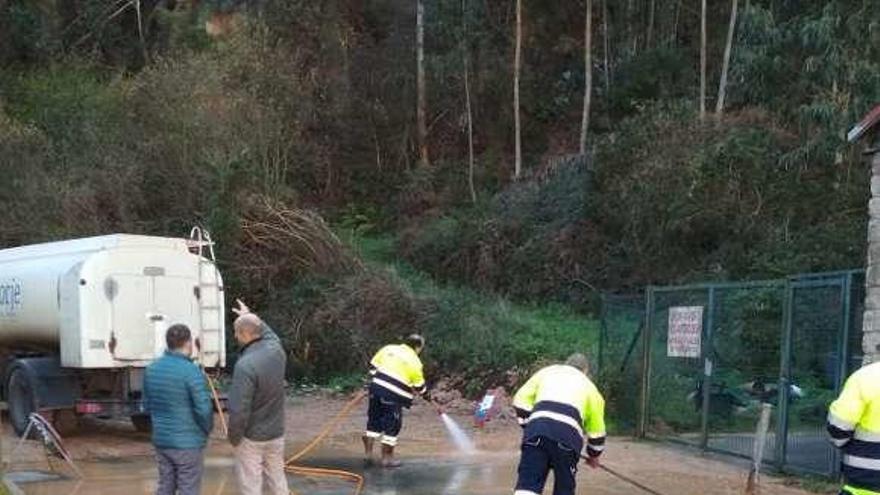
[431,399,476,454]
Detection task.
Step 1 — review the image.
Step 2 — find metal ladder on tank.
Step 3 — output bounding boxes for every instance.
[188,227,223,367]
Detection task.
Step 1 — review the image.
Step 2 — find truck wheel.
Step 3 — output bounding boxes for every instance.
[7,367,37,436]
[131,413,152,433]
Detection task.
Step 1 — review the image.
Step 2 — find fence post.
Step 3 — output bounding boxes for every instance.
[831,273,853,477]
[775,281,794,471]
[638,286,654,439]
[837,274,853,391]
[700,286,716,450]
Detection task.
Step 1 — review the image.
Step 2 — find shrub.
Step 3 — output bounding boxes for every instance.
[0,110,60,246]
[260,268,428,381]
[424,293,598,396]
[401,104,867,302]
[400,155,598,305]
[247,227,599,391]
[234,197,363,294]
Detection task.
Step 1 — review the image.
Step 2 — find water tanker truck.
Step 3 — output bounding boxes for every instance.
[0,233,225,435]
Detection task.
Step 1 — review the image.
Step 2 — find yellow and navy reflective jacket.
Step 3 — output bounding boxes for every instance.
[512,364,606,457]
[368,344,426,407]
[828,362,880,493]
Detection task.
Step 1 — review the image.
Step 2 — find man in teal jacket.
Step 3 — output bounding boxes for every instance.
[144,324,214,495]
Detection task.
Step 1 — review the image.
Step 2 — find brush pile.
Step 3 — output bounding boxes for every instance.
[235,196,363,291]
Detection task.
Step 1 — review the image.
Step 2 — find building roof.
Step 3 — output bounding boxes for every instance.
[848,105,880,143]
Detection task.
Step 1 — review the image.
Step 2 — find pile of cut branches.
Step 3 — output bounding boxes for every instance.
[234,196,363,291]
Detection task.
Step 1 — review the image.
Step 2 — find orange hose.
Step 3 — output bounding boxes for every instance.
[284,391,368,495]
[205,371,367,495]
[285,390,367,464]
[286,465,365,494]
[205,371,229,436]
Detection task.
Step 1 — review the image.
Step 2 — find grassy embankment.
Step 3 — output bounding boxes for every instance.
[320,232,599,399]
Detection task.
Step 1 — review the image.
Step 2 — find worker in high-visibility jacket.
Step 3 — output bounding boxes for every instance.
[828,361,880,495]
[362,334,426,468]
[512,353,606,495]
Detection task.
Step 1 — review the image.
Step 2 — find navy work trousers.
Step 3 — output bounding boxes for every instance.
[365,394,403,446]
[514,435,579,495]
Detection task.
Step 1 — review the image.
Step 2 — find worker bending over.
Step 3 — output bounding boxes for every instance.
[828,360,880,495]
[362,334,427,468]
[512,353,606,495]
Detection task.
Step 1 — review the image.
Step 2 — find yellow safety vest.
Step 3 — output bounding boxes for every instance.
[828,362,880,494]
[844,487,880,495]
[369,344,426,406]
[513,364,606,456]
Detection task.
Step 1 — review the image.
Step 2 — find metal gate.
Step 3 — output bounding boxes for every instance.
[599,270,865,476]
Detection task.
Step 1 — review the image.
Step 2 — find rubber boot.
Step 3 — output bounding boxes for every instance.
[362,435,375,467]
[381,444,402,468]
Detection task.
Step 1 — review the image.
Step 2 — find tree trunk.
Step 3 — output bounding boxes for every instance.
[672,0,682,46]
[417,0,430,167]
[188,0,201,26]
[603,0,611,94]
[513,0,522,179]
[628,0,637,55]
[647,0,656,48]
[715,0,739,120]
[580,0,593,155]
[135,0,150,65]
[699,0,707,122]
[0,0,8,62]
[463,0,476,203]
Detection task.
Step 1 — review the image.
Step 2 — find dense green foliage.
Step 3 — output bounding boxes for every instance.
[401,155,595,305]
[263,234,597,389]
[0,0,877,385]
[397,0,878,300]
[404,108,867,302]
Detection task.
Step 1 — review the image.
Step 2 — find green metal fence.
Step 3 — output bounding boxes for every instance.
[599,270,865,477]
[598,294,645,434]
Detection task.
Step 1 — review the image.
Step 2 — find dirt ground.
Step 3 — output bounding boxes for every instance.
[1,393,830,495]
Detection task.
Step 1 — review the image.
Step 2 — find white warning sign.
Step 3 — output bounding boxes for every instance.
[667,306,703,358]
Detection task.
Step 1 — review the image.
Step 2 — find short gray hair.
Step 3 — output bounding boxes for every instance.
[565,353,591,374]
[234,313,262,334]
[404,334,425,350]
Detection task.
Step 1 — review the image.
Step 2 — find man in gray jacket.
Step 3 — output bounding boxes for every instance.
[229,299,288,495]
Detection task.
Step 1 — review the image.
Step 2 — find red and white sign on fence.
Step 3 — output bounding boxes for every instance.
[668,306,703,358]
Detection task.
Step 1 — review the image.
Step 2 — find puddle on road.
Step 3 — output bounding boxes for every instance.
[5,471,65,484]
[13,453,515,495]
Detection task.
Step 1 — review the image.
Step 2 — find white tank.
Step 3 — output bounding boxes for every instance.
[0,235,226,369]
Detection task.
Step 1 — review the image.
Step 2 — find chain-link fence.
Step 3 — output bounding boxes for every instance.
[598,294,644,435]
[600,270,865,477]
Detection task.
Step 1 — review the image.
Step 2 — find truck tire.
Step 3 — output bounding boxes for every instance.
[131,413,152,433]
[7,367,37,436]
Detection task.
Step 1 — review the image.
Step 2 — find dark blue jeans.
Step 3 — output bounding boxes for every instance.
[515,435,578,495]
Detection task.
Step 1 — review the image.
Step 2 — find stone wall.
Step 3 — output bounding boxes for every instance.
[865,139,880,364]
